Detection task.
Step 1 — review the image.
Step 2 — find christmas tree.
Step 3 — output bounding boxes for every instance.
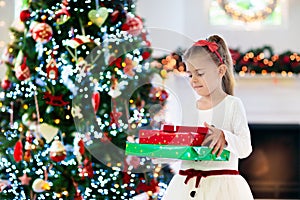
[0,0,173,199]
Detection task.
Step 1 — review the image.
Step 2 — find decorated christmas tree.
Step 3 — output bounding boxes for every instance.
[0,0,173,199]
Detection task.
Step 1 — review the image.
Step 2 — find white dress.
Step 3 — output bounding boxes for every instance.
[159,95,254,200]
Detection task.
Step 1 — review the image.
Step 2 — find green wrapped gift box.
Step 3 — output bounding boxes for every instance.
[125,142,230,161]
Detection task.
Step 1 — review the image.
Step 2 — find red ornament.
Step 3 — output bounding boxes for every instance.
[141,32,151,47]
[43,91,69,107]
[229,49,241,64]
[100,132,112,143]
[159,89,168,101]
[24,150,31,162]
[136,178,159,194]
[78,139,85,155]
[91,91,100,113]
[110,109,122,126]
[122,14,143,36]
[31,22,53,43]
[15,57,31,81]
[108,56,122,68]
[20,10,31,22]
[283,55,290,64]
[46,59,59,80]
[142,51,151,60]
[49,140,66,162]
[79,158,94,179]
[13,140,23,162]
[55,8,70,25]
[111,10,121,24]
[1,78,11,90]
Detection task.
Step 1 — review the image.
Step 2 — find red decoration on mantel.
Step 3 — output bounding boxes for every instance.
[43,91,69,106]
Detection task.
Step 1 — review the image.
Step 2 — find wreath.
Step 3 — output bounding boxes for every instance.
[218,0,278,23]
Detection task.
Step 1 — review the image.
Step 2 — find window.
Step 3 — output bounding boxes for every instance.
[209,0,286,29]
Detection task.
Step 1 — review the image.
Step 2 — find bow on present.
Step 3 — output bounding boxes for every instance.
[193,40,223,64]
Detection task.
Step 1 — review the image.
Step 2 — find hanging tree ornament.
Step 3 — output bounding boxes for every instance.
[121,13,143,36]
[18,173,32,186]
[55,7,70,25]
[64,35,95,49]
[108,76,122,98]
[79,158,94,180]
[49,138,66,162]
[13,140,23,163]
[32,178,50,193]
[43,91,69,107]
[46,58,59,80]
[20,9,31,22]
[24,131,34,162]
[64,35,95,62]
[110,4,126,24]
[0,179,10,192]
[1,77,11,90]
[91,90,100,113]
[88,7,109,27]
[30,22,53,44]
[15,57,31,81]
[39,123,59,143]
[110,99,122,127]
[123,57,136,77]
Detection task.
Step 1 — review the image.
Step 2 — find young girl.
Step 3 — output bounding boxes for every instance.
[159,35,253,200]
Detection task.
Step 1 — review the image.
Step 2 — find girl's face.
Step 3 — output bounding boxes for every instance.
[185,53,224,97]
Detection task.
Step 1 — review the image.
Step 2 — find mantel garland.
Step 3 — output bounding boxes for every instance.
[153,46,300,77]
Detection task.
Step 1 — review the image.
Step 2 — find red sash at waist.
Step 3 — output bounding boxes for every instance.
[179,169,239,188]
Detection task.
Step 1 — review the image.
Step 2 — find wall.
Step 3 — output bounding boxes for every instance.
[161,73,300,125]
[136,0,300,125]
[0,0,15,79]
[136,0,300,54]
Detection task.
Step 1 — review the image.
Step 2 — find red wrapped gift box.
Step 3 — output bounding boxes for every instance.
[139,129,207,146]
[162,124,208,133]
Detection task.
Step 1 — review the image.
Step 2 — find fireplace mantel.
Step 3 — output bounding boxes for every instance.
[235,75,300,124]
[160,73,300,125]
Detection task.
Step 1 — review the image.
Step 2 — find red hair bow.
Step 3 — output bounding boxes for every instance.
[193,40,223,63]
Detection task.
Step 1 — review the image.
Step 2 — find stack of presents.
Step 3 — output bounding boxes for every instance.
[126,125,230,161]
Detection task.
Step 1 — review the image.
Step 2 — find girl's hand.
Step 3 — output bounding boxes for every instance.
[202,122,227,157]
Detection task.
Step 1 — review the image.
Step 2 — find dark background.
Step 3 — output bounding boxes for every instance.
[240,124,300,199]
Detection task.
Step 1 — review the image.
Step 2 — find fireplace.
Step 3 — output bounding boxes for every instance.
[239,124,300,199]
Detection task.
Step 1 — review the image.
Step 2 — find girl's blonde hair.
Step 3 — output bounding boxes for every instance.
[183,35,235,95]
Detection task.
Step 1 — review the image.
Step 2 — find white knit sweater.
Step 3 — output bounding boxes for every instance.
[153,95,252,171]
